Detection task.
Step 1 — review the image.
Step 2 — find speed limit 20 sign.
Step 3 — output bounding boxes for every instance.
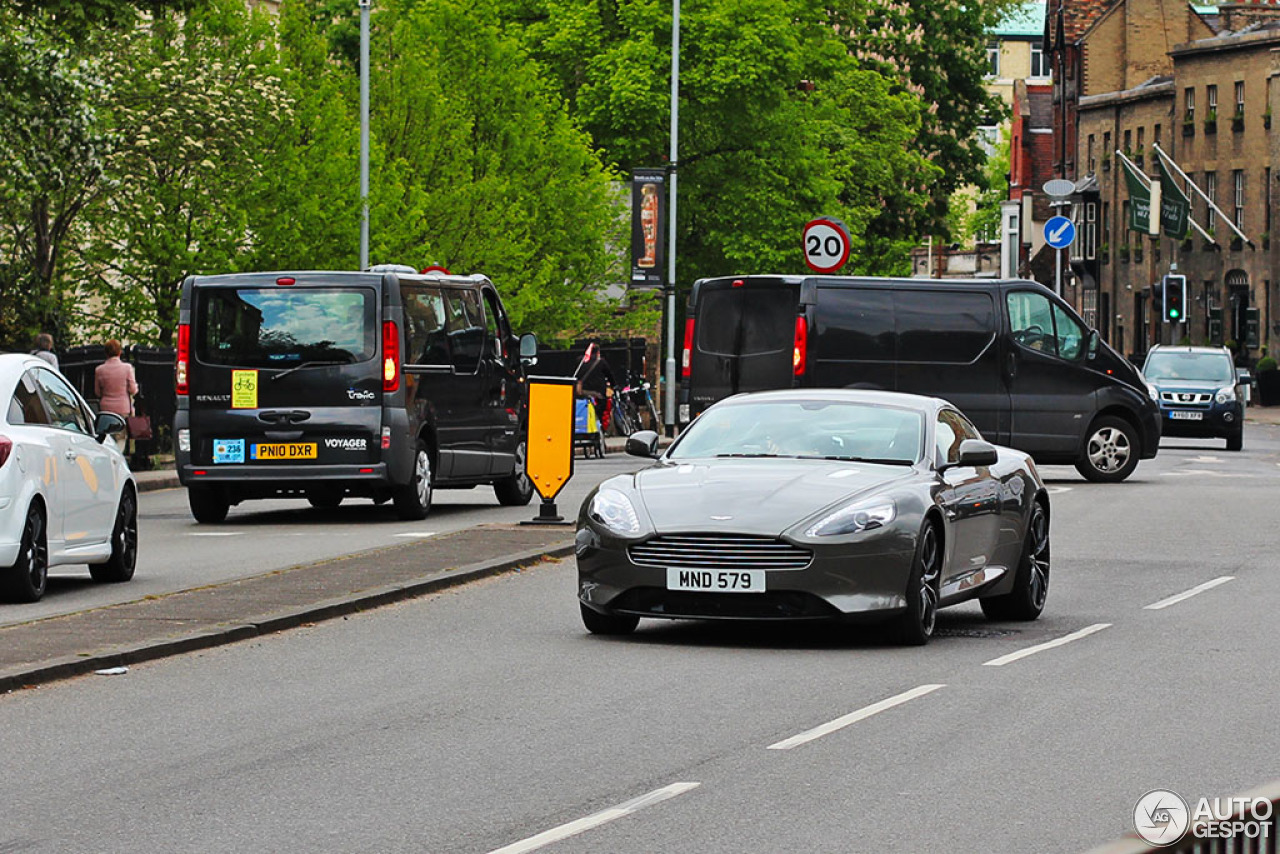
[802,217,851,274]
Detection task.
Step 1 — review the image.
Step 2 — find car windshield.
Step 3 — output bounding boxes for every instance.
[1144,352,1235,384]
[668,399,924,464]
[196,287,377,368]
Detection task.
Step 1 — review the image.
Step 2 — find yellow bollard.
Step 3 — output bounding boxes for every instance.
[522,377,575,525]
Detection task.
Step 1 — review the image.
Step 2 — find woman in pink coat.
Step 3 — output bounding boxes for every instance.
[95,340,139,446]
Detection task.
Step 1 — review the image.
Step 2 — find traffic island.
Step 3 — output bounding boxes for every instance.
[0,524,575,693]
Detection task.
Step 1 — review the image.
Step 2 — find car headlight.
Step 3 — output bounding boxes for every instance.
[588,488,642,536]
[1216,386,1237,404]
[1146,382,1160,403]
[805,499,897,538]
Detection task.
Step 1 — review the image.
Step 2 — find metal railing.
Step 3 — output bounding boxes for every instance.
[1085,781,1280,854]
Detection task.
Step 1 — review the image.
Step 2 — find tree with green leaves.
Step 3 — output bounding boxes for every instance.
[81,0,293,346]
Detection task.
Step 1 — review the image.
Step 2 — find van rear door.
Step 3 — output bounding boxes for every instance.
[688,277,800,414]
[188,282,382,468]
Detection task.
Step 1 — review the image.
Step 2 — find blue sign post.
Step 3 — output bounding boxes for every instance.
[1043,215,1076,297]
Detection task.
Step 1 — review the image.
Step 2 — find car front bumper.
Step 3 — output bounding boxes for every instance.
[576,525,915,622]
[1158,403,1242,439]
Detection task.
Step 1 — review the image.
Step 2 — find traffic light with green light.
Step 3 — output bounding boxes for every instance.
[1163,274,1187,323]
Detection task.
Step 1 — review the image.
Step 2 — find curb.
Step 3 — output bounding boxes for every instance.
[135,471,181,493]
[0,541,575,693]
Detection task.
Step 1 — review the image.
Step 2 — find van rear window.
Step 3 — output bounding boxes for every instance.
[196,287,377,367]
[697,287,797,357]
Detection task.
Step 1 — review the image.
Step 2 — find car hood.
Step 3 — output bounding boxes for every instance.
[631,459,915,536]
[1150,379,1230,393]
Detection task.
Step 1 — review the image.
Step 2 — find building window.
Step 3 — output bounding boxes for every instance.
[1207,84,1218,118]
[1030,40,1049,78]
[1123,128,1132,154]
[1103,202,1110,250]
[1087,134,1095,173]
[987,41,1000,77]
[1136,127,1145,166]
[1205,171,1217,207]
[1103,131,1111,162]
[1267,167,1272,237]
[1185,88,1195,123]
[1154,124,1162,148]
[1234,170,1245,230]
[1085,202,1097,260]
[1235,81,1245,117]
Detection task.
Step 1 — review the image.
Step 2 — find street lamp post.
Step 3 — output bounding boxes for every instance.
[358,0,371,270]
[663,0,680,435]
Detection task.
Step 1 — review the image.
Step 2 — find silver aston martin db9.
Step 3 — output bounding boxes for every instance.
[576,390,1050,645]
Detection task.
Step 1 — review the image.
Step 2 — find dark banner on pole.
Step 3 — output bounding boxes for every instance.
[630,168,667,289]
[1157,157,1190,241]
[1121,158,1152,234]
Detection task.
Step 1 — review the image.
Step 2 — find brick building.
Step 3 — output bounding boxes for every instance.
[1049,0,1280,360]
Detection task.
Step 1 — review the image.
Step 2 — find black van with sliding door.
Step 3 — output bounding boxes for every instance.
[175,270,537,522]
[679,275,1161,482]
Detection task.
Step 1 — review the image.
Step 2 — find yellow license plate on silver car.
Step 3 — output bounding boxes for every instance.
[251,442,318,460]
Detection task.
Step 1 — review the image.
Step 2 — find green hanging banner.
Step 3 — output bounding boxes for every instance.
[1157,157,1190,241]
[1121,157,1152,234]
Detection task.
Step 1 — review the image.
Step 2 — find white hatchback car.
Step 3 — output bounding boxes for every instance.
[0,354,138,602]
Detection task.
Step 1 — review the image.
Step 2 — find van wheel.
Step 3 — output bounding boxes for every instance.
[1075,416,1140,483]
[494,440,534,506]
[307,490,343,509]
[91,489,138,583]
[394,441,433,520]
[188,486,229,523]
[2,503,48,603]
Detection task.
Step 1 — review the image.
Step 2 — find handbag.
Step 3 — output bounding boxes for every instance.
[125,414,153,440]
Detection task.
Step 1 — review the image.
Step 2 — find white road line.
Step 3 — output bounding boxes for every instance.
[486,782,700,854]
[393,531,437,538]
[188,532,243,537]
[767,684,945,751]
[982,623,1111,667]
[1144,576,1235,611]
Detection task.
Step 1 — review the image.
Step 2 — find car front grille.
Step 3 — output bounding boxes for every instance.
[629,534,813,571]
[1160,391,1212,406]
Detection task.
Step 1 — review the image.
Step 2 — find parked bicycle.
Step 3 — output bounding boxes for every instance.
[611,371,660,435]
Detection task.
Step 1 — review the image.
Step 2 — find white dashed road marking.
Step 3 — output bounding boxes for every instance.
[767,684,946,750]
[982,623,1111,667]
[1144,576,1235,611]
[486,782,701,854]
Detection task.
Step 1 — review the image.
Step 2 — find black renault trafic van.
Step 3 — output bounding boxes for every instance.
[680,275,1161,482]
[175,270,536,521]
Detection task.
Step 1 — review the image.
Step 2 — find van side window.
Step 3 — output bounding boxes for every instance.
[1007,291,1059,356]
[444,289,483,374]
[403,285,449,367]
[1051,304,1086,360]
[896,292,995,363]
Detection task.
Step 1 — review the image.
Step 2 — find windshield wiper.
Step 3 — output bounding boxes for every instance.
[269,359,351,382]
[714,453,792,458]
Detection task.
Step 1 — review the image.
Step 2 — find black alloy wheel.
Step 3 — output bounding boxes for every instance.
[3,504,48,603]
[92,489,138,583]
[893,520,942,646]
[981,500,1050,621]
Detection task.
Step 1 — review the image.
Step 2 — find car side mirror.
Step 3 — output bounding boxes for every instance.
[1237,369,1253,385]
[956,438,998,468]
[625,429,661,459]
[1086,329,1099,360]
[94,411,126,443]
[519,332,538,366]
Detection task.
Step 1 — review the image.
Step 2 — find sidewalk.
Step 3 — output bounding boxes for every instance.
[0,524,575,692]
[1245,403,1280,425]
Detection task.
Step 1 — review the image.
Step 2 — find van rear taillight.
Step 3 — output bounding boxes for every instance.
[383,321,400,392]
[681,318,695,378]
[0,436,11,469]
[793,316,808,376]
[176,323,190,395]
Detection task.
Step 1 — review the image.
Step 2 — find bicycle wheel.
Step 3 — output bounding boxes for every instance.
[613,397,637,436]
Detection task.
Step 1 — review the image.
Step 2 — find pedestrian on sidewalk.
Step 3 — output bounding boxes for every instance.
[95,339,138,447]
[31,333,58,369]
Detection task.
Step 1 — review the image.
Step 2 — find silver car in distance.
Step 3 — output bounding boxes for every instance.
[576,390,1050,645]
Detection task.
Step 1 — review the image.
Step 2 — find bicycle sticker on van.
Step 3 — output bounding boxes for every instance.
[232,370,259,409]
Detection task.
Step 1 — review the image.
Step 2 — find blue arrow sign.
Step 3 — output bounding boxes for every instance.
[1044,215,1076,250]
